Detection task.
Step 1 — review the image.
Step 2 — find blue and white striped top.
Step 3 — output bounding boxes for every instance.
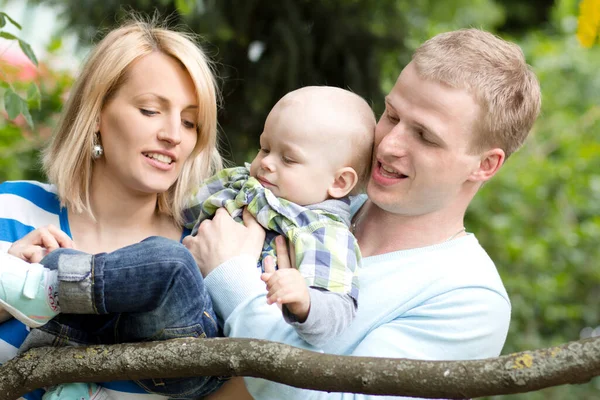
[0,180,168,400]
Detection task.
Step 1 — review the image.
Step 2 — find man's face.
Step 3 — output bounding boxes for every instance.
[367,61,483,217]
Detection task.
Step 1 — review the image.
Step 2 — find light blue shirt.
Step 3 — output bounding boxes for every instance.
[205,200,511,399]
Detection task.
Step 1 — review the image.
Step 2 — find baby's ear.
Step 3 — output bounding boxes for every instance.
[328,167,358,199]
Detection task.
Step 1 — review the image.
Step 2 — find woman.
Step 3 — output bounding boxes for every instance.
[0,20,225,399]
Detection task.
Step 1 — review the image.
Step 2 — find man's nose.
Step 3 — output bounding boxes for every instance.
[377,124,409,159]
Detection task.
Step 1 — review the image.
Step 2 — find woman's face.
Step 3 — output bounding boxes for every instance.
[95,52,199,196]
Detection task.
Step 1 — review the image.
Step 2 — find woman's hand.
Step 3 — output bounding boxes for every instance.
[8,224,75,263]
[183,208,266,277]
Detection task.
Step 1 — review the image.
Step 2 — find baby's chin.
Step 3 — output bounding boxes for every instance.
[283,193,331,207]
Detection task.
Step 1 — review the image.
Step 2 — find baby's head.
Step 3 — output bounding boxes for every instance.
[249,86,375,206]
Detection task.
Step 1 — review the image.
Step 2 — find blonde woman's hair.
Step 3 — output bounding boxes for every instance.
[43,20,222,225]
[412,28,541,159]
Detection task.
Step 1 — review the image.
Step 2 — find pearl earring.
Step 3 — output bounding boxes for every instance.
[92,132,103,159]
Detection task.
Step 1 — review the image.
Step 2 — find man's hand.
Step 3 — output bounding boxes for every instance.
[261,236,310,322]
[9,224,75,263]
[183,208,266,277]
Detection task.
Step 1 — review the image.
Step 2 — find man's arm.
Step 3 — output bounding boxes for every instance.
[195,208,511,398]
[207,259,510,399]
[204,378,253,400]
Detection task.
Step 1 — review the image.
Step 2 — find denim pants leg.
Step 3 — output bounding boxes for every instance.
[23,236,226,399]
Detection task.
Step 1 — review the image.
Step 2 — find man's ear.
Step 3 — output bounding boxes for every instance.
[468,148,505,183]
[327,167,359,199]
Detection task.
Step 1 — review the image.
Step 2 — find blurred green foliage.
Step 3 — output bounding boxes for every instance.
[0,42,74,181]
[1,0,600,398]
[471,2,600,398]
[0,13,40,129]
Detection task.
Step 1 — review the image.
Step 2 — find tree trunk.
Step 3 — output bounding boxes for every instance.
[1,336,599,400]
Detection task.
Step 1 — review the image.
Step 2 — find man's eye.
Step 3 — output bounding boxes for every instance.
[418,131,435,145]
[386,112,399,123]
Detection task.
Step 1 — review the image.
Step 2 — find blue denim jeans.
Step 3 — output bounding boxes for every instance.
[26,236,226,398]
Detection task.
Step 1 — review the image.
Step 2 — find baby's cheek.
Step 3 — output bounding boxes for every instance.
[281,181,305,203]
[248,159,259,177]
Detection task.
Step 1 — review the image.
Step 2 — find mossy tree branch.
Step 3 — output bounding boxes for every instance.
[1,336,599,400]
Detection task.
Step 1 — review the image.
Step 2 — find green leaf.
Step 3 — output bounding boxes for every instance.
[19,40,38,66]
[27,83,41,109]
[0,13,5,29]
[175,0,193,15]
[47,35,63,53]
[0,12,22,30]
[21,101,34,128]
[0,31,18,41]
[4,89,22,120]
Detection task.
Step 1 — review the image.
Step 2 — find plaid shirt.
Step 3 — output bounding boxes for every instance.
[184,165,360,301]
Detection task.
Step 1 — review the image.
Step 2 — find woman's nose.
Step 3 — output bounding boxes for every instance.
[157,117,182,145]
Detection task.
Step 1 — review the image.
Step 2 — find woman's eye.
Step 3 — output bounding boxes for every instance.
[182,120,196,129]
[140,108,158,116]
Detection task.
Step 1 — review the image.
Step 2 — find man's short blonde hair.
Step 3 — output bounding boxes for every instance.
[43,20,222,225]
[412,28,541,158]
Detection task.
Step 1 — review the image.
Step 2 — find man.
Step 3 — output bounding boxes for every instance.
[187,28,542,400]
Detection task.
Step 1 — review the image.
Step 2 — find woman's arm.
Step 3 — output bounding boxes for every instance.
[0,308,10,323]
[0,225,73,323]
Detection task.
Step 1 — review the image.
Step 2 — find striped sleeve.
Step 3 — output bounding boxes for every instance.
[0,181,65,399]
[0,181,70,251]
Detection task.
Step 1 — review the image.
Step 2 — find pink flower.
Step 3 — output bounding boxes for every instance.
[0,40,37,81]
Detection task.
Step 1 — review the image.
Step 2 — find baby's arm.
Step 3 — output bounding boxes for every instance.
[261,259,310,320]
[284,288,356,347]
[262,238,358,347]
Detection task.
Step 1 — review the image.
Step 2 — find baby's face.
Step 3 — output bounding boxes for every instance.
[249,105,342,206]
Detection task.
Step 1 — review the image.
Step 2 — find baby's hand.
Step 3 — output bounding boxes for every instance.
[262,240,310,322]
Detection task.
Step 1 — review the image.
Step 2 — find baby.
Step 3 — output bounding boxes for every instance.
[184,86,375,346]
